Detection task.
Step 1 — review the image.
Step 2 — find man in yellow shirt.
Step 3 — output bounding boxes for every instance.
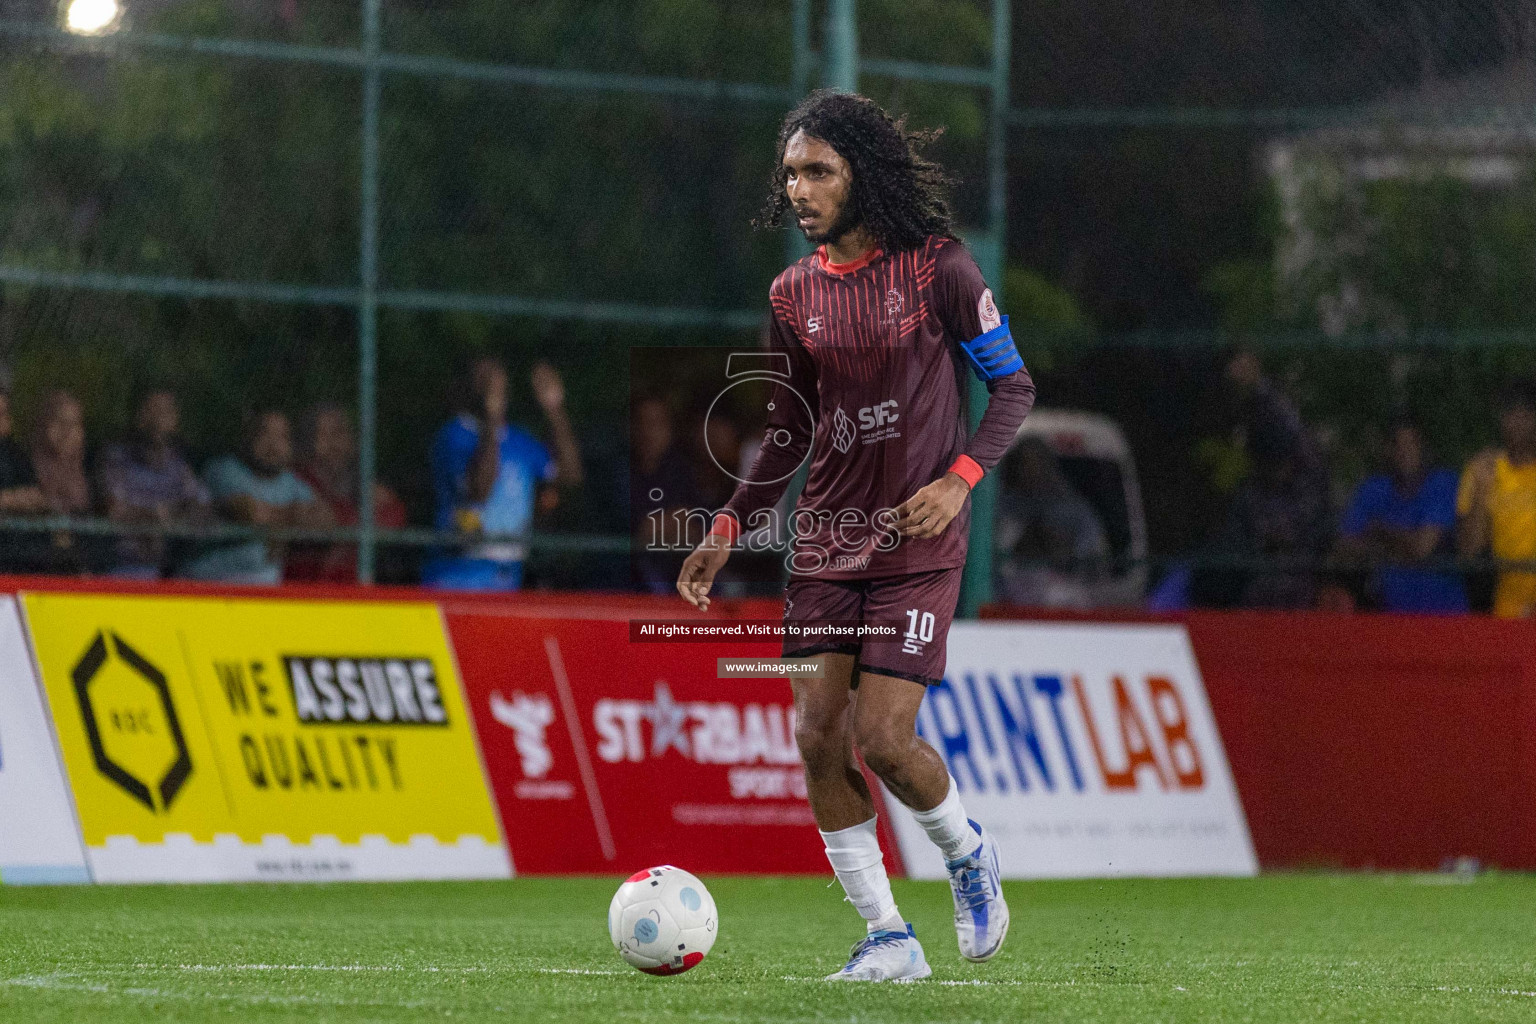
[1458,381,1536,617]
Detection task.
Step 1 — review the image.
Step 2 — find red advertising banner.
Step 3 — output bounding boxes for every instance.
[984,605,1536,871]
[1183,610,1536,872]
[445,604,839,875]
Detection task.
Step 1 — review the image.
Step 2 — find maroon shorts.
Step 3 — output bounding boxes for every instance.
[782,567,964,687]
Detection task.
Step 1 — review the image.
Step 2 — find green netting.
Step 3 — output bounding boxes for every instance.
[0,0,1532,604]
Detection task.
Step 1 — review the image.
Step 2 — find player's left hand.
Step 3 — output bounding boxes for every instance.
[893,472,972,538]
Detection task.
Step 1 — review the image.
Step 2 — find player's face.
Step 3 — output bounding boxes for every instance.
[782,130,859,244]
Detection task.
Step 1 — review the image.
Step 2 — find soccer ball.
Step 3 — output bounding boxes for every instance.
[608,865,718,975]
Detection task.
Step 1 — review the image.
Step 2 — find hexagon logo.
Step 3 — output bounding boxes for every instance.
[71,631,192,813]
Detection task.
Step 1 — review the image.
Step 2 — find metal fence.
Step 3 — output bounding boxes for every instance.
[2,0,1535,612]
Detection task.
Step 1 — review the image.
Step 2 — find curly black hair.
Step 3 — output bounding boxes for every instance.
[755,90,956,253]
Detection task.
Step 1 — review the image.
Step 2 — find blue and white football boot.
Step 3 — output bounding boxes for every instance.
[946,820,1010,962]
[823,923,932,982]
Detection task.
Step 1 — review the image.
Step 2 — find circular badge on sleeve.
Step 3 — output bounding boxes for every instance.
[978,289,1002,332]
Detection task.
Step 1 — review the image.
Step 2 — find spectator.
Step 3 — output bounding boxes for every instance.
[1458,380,1536,618]
[691,409,741,512]
[1194,349,1333,609]
[1211,451,1334,609]
[994,439,1110,609]
[731,393,795,569]
[0,386,48,574]
[287,403,408,583]
[96,388,210,580]
[27,389,105,574]
[423,358,583,591]
[0,386,45,516]
[1336,421,1467,614]
[183,409,333,585]
[630,396,700,592]
[32,390,90,516]
[1224,346,1327,491]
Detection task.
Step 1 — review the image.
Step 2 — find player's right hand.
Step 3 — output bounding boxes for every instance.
[677,535,732,611]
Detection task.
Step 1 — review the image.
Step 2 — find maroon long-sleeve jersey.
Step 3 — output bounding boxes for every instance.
[722,235,1037,579]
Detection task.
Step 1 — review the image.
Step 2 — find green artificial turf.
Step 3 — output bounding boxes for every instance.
[0,874,1531,1023]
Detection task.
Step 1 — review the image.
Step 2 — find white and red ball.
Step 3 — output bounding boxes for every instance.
[608,865,718,975]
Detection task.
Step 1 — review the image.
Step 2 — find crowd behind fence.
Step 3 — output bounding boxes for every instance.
[5,337,1536,620]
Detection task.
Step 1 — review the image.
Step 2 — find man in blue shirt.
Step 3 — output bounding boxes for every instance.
[424,357,583,590]
[1338,421,1467,613]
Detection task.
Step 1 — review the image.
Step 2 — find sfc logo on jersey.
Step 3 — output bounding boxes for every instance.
[806,314,824,334]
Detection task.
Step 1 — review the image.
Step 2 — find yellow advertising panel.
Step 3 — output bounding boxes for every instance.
[24,593,509,883]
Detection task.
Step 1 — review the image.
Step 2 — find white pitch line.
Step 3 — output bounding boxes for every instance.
[170,964,403,972]
[778,975,1091,988]
[130,963,488,974]
[2,975,331,1008]
[0,972,452,1011]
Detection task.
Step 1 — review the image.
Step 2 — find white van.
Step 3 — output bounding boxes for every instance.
[993,409,1148,608]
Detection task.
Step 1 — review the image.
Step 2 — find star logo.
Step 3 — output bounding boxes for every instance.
[645,681,692,758]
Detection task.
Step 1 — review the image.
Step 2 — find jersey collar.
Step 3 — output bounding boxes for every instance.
[816,245,883,276]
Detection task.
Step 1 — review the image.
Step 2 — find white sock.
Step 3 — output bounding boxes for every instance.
[820,817,905,934]
[906,776,981,863]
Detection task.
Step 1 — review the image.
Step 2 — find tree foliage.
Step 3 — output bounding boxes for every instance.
[0,0,1022,519]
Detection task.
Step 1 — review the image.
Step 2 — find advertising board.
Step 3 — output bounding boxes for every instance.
[447,607,834,874]
[888,622,1257,879]
[0,596,90,884]
[23,593,509,883]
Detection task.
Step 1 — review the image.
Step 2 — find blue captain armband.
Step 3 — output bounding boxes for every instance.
[959,316,1023,382]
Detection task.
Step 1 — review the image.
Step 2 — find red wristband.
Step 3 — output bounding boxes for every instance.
[709,513,741,543]
[948,454,985,490]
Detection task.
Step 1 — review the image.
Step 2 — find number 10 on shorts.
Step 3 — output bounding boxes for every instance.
[903,608,936,655]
